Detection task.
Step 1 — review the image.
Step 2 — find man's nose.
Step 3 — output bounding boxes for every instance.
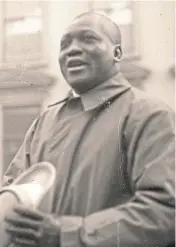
[67,39,82,56]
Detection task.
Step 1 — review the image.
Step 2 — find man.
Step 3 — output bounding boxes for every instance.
[2,12,175,247]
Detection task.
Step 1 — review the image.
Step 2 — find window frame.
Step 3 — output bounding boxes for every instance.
[0,1,49,69]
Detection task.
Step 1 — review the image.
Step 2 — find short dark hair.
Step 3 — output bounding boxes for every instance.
[74,11,121,45]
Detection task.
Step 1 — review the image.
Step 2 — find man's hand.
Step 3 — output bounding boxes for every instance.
[5,205,60,247]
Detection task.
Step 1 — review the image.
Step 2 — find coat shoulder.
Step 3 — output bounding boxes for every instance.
[125,87,175,136]
[33,99,67,133]
[130,87,174,117]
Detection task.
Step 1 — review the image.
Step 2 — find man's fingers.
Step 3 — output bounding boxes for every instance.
[5,215,40,230]
[6,226,40,241]
[13,236,38,247]
[13,205,43,221]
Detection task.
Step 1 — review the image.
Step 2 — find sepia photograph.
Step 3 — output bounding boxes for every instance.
[0,0,175,246]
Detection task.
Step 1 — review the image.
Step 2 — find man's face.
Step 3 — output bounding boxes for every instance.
[59,15,116,93]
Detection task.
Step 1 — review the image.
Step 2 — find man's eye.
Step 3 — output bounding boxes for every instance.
[83,35,97,42]
[60,39,70,50]
[61,42,67,50]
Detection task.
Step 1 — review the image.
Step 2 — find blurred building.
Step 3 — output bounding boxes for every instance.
[0,0,175,176]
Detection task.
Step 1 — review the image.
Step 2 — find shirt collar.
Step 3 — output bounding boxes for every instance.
[49,72,131,110]
[72,90,80,98]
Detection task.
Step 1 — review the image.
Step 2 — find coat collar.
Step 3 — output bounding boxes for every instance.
[49,73,131,111]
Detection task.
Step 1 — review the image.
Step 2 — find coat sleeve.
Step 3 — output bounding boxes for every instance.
[58,100,175,247]
[2,118,39,186]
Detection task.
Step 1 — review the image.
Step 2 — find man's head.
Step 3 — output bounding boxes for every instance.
[59,11,122,93]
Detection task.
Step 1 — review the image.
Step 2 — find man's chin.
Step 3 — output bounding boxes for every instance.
[67,75,92,93]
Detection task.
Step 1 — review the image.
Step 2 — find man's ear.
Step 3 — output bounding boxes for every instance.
[113,45,122,62]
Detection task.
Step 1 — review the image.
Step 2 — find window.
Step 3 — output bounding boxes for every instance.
[88,0,135,57]
[2,0,47,66]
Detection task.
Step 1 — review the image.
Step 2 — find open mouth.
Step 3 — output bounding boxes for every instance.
[67,60,87,72]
